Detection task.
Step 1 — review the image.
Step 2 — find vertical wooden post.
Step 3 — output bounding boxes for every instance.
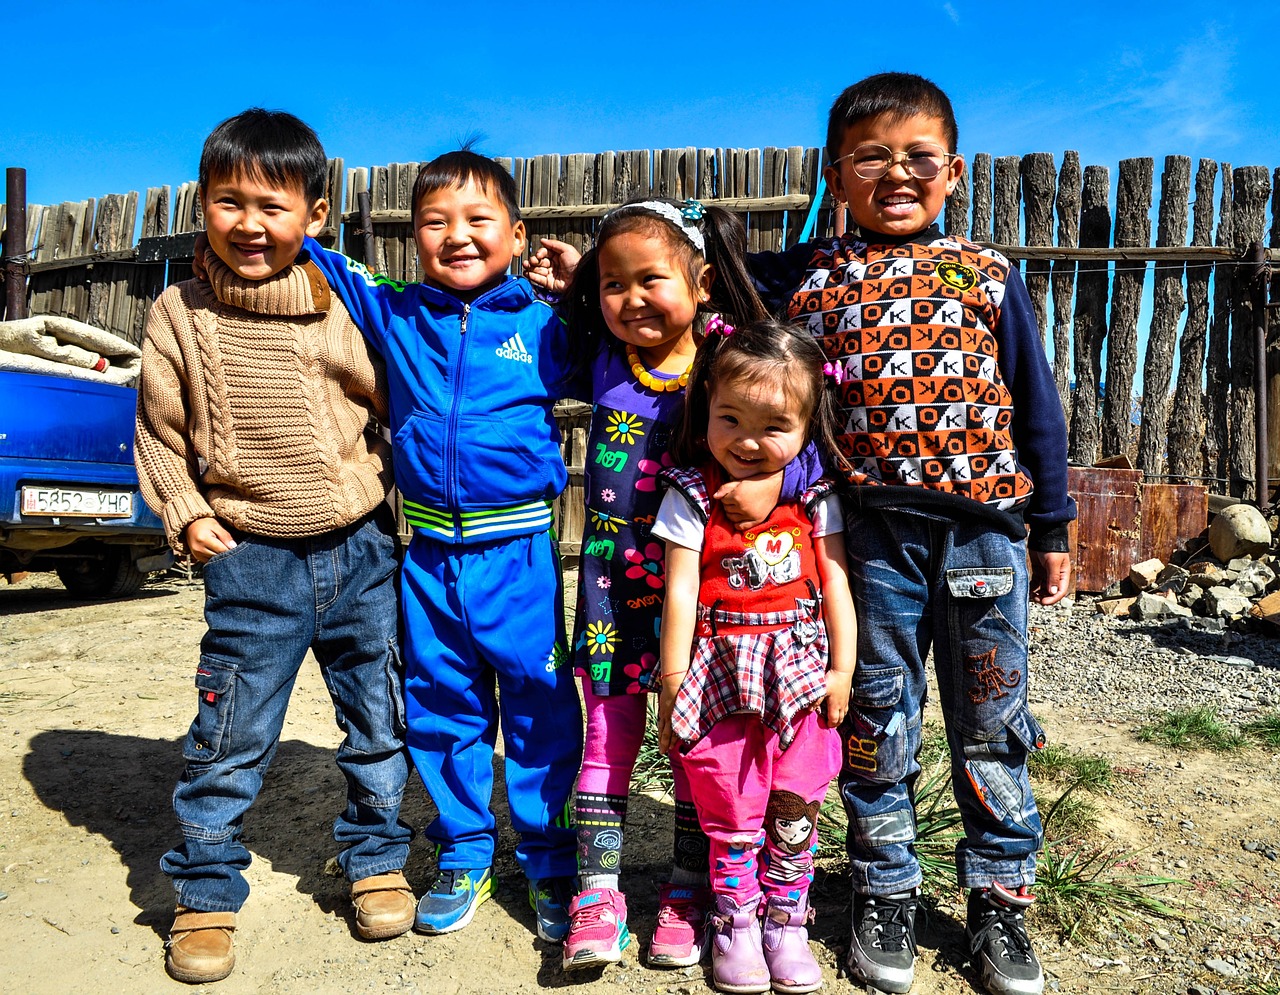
[1100,158,1153,459]
[1069,165,1111,464]
[1228,167,1271,499]
[1137,155,1191,474]
[970,153,992,242]
[992,156,1021,248]
[1020,153,1056,348]
[1051,152,1081,413]
[4,168,28,321]
[1168,160,1219,480]
[1206,163,1234,488]
[945,161,970,238]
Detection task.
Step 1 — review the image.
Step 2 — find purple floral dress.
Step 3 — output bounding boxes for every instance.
[572,346,685,696]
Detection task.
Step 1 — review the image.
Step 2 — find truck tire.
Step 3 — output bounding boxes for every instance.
[56,549,148,598]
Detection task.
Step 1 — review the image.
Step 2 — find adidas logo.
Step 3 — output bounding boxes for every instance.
[495,333,533,363]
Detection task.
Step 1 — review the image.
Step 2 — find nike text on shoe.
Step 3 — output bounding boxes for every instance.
[562,887,631,970]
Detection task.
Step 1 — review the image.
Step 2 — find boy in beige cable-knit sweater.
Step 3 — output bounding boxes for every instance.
[135,108,414,985]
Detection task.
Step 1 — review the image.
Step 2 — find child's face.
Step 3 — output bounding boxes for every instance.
[201,169,327,281]
[706,374,808,480]
[597,231,710,370]
[824,112,963,239]
[413,179,527,301]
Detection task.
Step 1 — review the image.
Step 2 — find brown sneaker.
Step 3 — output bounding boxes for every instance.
[351,870,416,939]
[166,906,236,983]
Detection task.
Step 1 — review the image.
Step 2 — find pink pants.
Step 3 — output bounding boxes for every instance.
[680,710,841,905]
[577,681,705,880]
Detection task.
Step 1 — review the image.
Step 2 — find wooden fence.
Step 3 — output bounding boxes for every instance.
[4,146,1279,507]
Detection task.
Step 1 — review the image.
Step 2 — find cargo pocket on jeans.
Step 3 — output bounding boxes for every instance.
[183,657,236,764]
[961,704,1046,825]
[945,566,1028,740]
[841,665,908,784]
[385,639,407,738]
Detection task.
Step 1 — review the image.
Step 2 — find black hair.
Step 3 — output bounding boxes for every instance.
[670,317,850,476]
[558,197,768,383]
[199,108,327,204]
[826,72,959,160]
[412,150,522,222]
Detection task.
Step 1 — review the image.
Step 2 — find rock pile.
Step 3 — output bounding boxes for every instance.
[1095,501,1280,630]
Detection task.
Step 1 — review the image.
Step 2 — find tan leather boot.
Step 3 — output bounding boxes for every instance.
[351,870,415,939]
[166,906,236,983]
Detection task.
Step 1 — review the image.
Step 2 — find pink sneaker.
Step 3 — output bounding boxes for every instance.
[648,884,710,968]
[562,888,631,971]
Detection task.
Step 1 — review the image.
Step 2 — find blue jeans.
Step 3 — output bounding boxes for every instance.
[838,506,1045,895]
[161,507,412,912]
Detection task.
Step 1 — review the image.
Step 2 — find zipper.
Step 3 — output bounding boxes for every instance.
[444,303,471,539]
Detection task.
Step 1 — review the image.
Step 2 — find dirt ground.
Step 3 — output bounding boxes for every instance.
[1,570,1278,995]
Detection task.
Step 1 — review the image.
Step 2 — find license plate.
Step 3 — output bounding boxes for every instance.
[20,486,134,518]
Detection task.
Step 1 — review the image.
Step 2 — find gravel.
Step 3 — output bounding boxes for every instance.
[1028,597,1280,723]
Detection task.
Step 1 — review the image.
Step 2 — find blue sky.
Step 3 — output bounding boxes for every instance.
[4,0,1278,212]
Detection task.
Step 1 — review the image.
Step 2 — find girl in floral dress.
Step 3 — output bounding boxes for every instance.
[529,196,783,970]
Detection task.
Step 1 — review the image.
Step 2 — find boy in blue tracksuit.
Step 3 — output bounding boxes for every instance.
[304,150,581,943]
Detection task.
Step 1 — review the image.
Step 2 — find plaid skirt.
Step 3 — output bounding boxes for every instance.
[671,612,829,750]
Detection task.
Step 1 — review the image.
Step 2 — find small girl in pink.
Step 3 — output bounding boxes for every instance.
[655,317,857,995]
[528,200,798,971]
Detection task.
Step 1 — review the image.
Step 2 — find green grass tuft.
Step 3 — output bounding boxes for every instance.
[1040,790,1100,841]
[1243,711,1280,749]
[1136,706,1246,752]
[1029,743,1116,792]
[1033,838,1188,942]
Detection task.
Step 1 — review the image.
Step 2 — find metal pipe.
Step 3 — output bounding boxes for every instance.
[4,167,28,321]
[1250,241,1269,507]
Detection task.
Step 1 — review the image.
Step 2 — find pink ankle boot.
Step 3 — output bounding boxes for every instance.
[709,894,771,994]
[762,894,822,993]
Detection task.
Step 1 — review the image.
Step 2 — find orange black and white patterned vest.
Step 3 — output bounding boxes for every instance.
[786,235,1034,512]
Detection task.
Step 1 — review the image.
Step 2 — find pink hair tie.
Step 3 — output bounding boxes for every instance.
[705,314,734,337]
[823,361,845,385]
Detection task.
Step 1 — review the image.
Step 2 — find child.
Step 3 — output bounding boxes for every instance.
[542,198,784,971]
[135,109,414,985]
[749,73,1075,995]
[654,317,857,995]
[301,151,582,943]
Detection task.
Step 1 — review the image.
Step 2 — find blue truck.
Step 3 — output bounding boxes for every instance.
[0,369,173,597]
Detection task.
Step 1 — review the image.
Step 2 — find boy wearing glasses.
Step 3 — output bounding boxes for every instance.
[750,72,1073,995]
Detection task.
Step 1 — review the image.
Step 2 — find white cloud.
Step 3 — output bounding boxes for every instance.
[943,2,960,23]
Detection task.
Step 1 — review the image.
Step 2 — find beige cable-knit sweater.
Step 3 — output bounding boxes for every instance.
[135,252,393,554]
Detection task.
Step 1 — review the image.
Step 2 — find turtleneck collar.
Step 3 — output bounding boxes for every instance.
[205,247,332,316]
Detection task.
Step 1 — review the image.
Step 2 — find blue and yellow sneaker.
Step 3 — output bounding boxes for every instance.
[528,876,576,942]
[414,867,496,934]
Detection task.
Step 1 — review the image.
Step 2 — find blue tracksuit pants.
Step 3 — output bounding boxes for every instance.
[401,529,582,880]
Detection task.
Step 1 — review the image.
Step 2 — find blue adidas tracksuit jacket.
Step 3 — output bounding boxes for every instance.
[305,238,581,879]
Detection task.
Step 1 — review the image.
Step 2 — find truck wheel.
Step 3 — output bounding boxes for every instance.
[56,549,148,598]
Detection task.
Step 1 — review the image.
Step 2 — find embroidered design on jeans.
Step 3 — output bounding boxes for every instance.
[966,645,1021,703]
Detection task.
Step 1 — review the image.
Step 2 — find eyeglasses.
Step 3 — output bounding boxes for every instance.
[832,143,956,180]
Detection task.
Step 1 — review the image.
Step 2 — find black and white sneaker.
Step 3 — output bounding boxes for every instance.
[966,884,1044,995]
[846,892,917,994]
